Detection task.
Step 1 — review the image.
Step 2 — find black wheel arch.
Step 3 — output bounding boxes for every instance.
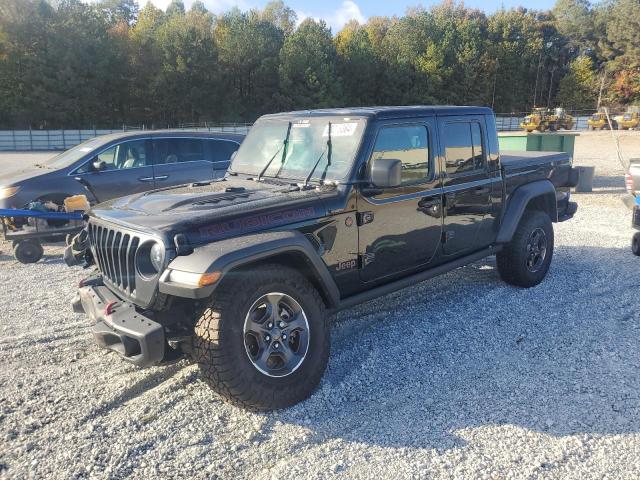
[496,180,558,244]
[160,230,341,309]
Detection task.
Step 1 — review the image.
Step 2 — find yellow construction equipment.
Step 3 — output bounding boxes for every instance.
[520,107,574,132]
[618,106,640,130]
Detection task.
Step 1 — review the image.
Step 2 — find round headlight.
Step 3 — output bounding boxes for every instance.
[150,242,165,273]
[136,241,165,278]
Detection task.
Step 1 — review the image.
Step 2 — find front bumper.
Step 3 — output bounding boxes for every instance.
[73,285,165,367]
[558,201,578,222]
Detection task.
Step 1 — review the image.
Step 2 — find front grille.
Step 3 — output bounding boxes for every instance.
[88,222,140,295]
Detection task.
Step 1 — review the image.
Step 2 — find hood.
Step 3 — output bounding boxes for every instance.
[0,164,54,186]
[89,176,338,245]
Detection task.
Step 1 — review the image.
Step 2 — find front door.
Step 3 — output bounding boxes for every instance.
[358,122,443,283]
[77,139,154,203]
[438,118,494,255]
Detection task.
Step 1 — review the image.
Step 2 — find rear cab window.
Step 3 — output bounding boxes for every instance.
[443,121,485,175]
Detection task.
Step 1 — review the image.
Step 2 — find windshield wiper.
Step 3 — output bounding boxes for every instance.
[303,122,332,188]
[257,122,292,182]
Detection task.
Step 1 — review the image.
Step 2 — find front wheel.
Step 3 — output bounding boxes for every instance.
[191,265,330,411]
[497,210,554,287]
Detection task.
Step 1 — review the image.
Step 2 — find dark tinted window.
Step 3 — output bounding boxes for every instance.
[155,138,205,164]
[370,125,430,184]
[444,122,484,175]
[208,140,239,163]
[471,123,484,168]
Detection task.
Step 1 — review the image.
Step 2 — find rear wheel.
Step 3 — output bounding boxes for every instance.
[497,210,554,287]
[191,265,330,411]
[13,240,44,264]
[632,233,640,256]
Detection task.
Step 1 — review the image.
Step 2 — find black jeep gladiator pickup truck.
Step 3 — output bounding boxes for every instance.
[69,106,578,410]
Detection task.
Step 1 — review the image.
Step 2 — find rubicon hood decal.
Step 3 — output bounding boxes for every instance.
[196,206,317,242]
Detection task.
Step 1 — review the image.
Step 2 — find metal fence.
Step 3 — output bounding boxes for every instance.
[494,109,630,132]
[0,112,634,152]
[0,123,253,152]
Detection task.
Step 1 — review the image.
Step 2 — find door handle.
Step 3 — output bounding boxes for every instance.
[138,176,155,182]
[155,175,169,181]
[474,187,490,195]
[417,197,442,218]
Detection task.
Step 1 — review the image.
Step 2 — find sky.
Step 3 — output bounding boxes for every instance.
[144,0,559,31]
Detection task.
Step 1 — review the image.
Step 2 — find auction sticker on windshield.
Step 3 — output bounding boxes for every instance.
[323,122,358,137]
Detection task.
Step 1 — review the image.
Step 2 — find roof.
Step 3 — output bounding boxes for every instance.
[261,105,494,120]
[95,129,245,143]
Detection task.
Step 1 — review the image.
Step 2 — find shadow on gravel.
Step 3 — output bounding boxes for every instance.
[263,245,640,451]
[40,254,65,265]
[81,363,188,422]
[593,175,624,189]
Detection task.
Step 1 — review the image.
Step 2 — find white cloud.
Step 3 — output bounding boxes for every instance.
[139,0,365,31]
[296,1,366,32]
[142,0,250,14]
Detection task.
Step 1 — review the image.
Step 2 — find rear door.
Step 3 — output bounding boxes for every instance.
[151,137,213,187]
[437,117,495,256]
[75,139,155,202]
[207,139,241,178]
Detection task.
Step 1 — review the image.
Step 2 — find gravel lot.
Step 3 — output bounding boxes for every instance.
[2,131,640,479]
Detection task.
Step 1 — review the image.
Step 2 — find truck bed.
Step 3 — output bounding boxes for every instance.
[500,150,575,221]
[501,150,571,169]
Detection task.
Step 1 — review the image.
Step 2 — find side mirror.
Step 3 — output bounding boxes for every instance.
[91,159,106,172]
[370,158,402,188]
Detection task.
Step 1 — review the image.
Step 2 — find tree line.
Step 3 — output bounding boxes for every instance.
[0,0,638,129]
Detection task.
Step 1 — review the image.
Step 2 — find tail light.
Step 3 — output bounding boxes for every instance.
[625,172,634,194]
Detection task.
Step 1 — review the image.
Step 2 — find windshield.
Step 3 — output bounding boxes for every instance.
[231,116,366,182]
[624,113,632,120]
[44,137,110,169]
[592,114,601,120]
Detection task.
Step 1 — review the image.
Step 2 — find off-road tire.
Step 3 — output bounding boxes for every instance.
[497,210,554,287]
[191,264,330,411]
[632,232,640,256]
[13,240,44,264]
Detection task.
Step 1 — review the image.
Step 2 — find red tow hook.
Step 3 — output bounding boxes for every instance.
[104,301,118,316]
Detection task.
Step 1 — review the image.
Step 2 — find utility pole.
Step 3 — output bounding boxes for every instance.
[597,69,606,109]
[491,58,499,109]
[547,66,557,108]
[533,50,542,107]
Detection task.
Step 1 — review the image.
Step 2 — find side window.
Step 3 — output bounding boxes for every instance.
[208,140,240,163]
[444,122,485,175]
[80,140,147,172]
[370,125,430,184]
[471,123,485,169]
[156,139,205,164]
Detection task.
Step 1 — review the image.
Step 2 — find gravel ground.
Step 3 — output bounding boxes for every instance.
[1,131,640,479]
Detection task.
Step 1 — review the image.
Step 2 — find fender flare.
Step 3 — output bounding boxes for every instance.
[159,230,341,308]
[496,180,558,244]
